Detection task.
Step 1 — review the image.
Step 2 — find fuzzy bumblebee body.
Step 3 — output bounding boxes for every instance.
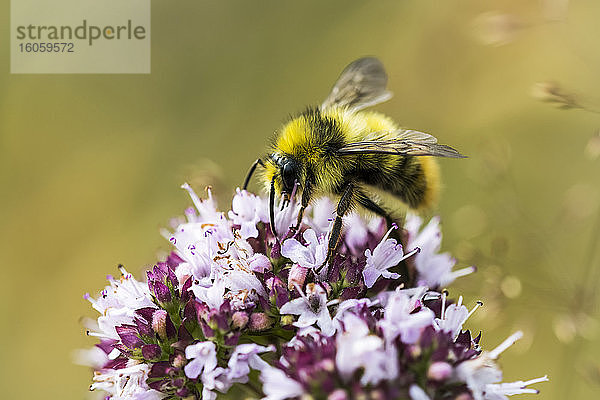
[264,107,441,211]
[243,57,464,267]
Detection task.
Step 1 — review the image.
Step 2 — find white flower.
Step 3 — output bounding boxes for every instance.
[305,198,384,255]
[362,227,420,288]
[225,268,268,299]
[344,213,385,256]
[332,297,378,332]
[409,385,431,400]
[163,184,233,279]
[281,229,328,270]
[274,195,301,237]
[455,332,525,400]
[483,376,548,400]
[228,189,269,239]
[406,215,475,287]
[304,197,335,235]
[201,366,228,399]
[378,288,435,345]
[279,283,335,336]
[86,268,154,316]
[226,343,274,383]
[191,276,226,309]
[72,346,109,369]
[84,268,155,341]
[335,313,388,385]
[183,341,229,399]
[201,387,218,400]
[164,184,271,311]
[90,361,165,400]
[181,183,223,224]
[184,341,218,379]
[343,213,370,253]
[435,294,483,339]
[259,366,305,400]
[248,253,272,273]
[163,220,219,280]
[334,297,377,318]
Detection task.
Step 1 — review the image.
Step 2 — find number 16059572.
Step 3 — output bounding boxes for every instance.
[19,42,74,52]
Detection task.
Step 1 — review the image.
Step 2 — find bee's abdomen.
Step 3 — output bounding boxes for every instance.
[358,155,440,210]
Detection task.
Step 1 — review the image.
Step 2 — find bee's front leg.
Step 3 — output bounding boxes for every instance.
[317,183,356,276]
[290,179,313,234]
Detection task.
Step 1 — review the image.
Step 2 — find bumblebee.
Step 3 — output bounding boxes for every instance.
[243,57,465,266]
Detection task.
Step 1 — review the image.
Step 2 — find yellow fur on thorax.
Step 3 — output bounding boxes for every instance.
[275,117,319,161]
[271,112,346,194]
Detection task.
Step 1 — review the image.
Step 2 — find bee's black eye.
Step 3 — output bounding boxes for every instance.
[282,162,295,192]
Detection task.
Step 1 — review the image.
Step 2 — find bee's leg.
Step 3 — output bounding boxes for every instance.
[269,176,278,238]
[291,180,313,233]
[320,183,356,272]
[356,191,406,239]
[356,191,394,227]
[242,158,265,190]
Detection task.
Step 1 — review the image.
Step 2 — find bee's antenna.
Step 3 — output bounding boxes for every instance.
[269,176,278,238]
[243,158,265,191]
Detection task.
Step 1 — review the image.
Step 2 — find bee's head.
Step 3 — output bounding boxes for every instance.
[267,153,301,195]
[280,157,300,194]
[263,153,301,238]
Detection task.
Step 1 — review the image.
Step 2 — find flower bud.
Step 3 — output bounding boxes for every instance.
[328,389,348,400]
[231,311,249,330]
[369,389,385,400]
[409,344,421,358]
[172,353,186,368]
[280,315,295,326]
[152,310,168,340]
[319,358,335,372]
[288,264,308,290]
[248,312,272,331]
[427,361,453,381]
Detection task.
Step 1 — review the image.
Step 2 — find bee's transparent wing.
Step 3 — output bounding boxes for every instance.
[337,129,466,158]
[321,57,393,112]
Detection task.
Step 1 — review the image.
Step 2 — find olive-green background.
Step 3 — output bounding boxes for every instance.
[1,1,599,399]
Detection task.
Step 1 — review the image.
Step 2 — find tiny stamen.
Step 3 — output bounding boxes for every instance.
[400,247,420,262]
[86,330,113,340]
[326,299,340,307]
[217,241,234,255]
[467,300,484,320]
[292,282,308,302]
[490,331,523,359]
[523,376,549,386]
[441,290,448,321]
[181,182,205,213]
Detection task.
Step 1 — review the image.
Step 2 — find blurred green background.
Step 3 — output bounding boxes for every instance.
[1,0,599,398]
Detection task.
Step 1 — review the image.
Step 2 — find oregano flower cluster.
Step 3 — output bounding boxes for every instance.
[77,184,546,400]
